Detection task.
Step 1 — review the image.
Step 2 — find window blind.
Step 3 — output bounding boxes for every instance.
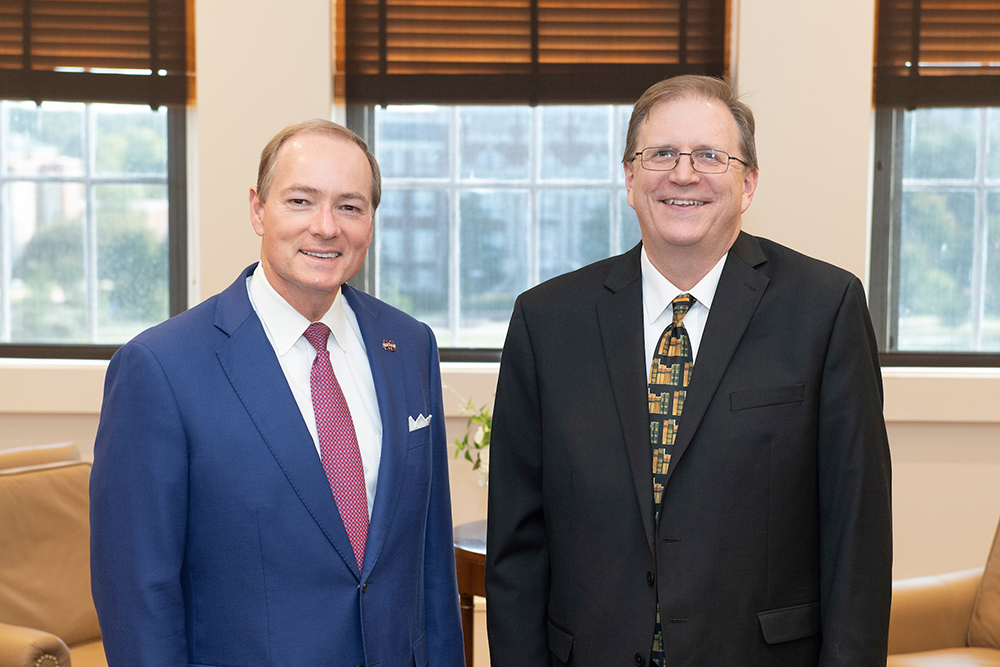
[343,0,728,105]
[875,0,1000,107]
[0,0,189,106]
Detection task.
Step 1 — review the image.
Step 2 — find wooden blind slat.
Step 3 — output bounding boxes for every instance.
[344,0,726,104]
[1,0,188,105]
[875,0,1000,107]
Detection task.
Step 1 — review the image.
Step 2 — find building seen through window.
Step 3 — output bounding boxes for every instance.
[361,104,643,349]
[0,101,170,346]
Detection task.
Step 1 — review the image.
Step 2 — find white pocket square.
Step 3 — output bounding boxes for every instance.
[408,414,432,432]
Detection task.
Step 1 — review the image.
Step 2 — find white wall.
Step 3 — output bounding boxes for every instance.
[195,0,335,300]
[735,0,876,280]
[1,1,998,650]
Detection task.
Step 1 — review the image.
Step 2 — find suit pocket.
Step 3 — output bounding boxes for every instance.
[408,429,431,450]
[412,632,428,667]
[547,617,574,664]
[757,601,820,644]
[730,383,805,411]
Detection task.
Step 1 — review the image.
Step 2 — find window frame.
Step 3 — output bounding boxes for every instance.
[0,103,187,360]
[340,0,728,360]
[347,103,640,361]
[869,106,1000,367]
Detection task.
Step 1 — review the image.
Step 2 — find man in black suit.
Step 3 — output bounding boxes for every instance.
[485,75,892,666]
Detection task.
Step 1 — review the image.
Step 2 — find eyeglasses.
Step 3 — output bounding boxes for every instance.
[633,147,748,174]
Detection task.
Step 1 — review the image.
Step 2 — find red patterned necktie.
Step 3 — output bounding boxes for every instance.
[648,293,695,667]
[303,322,368,572]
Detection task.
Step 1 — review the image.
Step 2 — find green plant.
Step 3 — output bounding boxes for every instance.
[452,394,492,487]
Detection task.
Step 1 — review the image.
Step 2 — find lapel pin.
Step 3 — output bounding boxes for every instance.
[382,340,397,352]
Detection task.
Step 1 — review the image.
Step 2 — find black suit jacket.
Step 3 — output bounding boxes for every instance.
[485,233,892,667]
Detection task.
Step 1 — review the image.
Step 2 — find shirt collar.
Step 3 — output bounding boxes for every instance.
[249,263,350,355]
[640,246,728,322]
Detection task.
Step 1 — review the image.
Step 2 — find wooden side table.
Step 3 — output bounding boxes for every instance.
[454,519,487,667]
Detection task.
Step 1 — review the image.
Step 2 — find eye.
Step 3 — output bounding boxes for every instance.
[644,147,678,165]
[695,149,726,165]
[289,198,310,206]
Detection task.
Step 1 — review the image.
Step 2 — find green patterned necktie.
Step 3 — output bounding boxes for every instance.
[648,293,695,667]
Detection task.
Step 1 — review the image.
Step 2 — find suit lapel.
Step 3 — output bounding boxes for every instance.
[213,266,361,579]
[663,232,769,488]
[596,246,657,554]
[342,286,403,578]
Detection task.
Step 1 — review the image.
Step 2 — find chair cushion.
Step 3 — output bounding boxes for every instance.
[887,647,1000,666]
[0,443,78,470]
[0,461,101,647]
[969,519,1000,649]
[70,638,108,667]
[888,568,983,655]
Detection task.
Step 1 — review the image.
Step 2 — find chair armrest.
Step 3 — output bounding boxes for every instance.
[0,622,71,667]
[887,566,984,655]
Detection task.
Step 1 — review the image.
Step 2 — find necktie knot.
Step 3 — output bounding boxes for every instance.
[671,293,695,326]
[303,322,331,352]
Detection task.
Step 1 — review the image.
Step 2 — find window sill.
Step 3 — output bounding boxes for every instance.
[3,360,996,425]
[882,367,1000,424]
[0,359,108,414]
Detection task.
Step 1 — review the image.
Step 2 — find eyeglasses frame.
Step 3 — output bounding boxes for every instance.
[633,147,749,174]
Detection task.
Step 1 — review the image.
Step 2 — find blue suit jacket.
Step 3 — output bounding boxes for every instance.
[91,264,464,667]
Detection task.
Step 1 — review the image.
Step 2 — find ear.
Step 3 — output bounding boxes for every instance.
[623,159,637,208]
[249,187,265,237]
[740,167,759,214]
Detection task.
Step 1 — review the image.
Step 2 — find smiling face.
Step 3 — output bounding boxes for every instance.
[624,95,758,283]
[249,131,374,321]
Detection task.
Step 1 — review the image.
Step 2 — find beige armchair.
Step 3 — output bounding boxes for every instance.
[0,442,79,471]
[0,445,106,667]
[888,518,1000,666]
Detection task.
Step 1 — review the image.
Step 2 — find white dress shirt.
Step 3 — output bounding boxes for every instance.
[247,264,382,518]
[641,247,728,373]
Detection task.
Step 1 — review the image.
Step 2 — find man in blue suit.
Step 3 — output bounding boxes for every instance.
[90,120,465,667]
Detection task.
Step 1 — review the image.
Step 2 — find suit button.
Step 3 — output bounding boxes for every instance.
[361,583,367,592]
[634,653,645,666]
[646,571,655,587]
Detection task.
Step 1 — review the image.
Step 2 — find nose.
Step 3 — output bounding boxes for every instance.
[668,155,701,185]
[313,205,340,238]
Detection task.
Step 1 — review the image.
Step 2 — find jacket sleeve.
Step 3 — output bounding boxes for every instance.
[816,277,893,666]
[90,341,190,667]
[485,298,552,666]
[421,324,467,666]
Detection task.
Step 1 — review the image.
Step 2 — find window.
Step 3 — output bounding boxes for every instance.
[870,0,1000,364]
[341,0,727,354]
[0,101,182,350]
[0,0,189,358]
[872,107,1000,357]
[353,104,641,350]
